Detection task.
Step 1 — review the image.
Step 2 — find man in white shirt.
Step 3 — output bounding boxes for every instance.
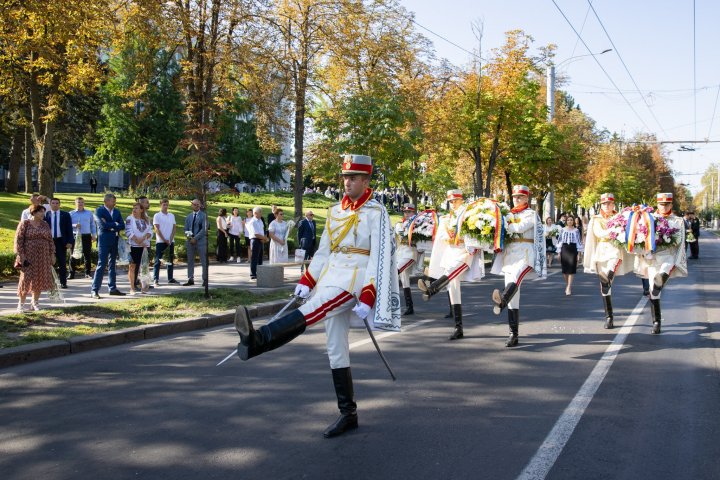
[153,198,178,286]
[247,206,268,279]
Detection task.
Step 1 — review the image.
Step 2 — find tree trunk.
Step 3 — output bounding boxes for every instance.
[504,170,513,208]
[6,127,23,193]
[24,127,33,193]
[472,147,482,197]
[37,121,56,197]
[484,106,504,197]
[293,64,308,220]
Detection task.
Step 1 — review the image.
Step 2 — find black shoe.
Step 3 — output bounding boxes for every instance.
[323,413,358,438]
[652,321,661,334]
[69,273,75,280]
[643,290,650,297]
[202,282,207,287]
[90,291,101,299]
[448,304,463,340]
[402,288,414,315]
[182,280,195,286]
[323,367,358,438]
[60,284,68,289]
[85,273,92,279]
[505,334,519,347]
[604,317,614,329]
[109,289,126,296]
[168,279,179,284]
[505,309,520,347]
[250,276,257,280]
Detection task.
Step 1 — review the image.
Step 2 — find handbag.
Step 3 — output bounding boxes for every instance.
[294,248,306,263]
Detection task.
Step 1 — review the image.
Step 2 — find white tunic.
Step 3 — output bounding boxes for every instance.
[491,208,544,279]
[583,214,633,275]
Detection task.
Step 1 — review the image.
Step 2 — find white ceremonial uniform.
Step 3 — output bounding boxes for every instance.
[635,214,687,299]
[427,207,483,304]
[583,213,633,278]
[298,191,400,369]
[491,207,544,309]
[395,219,419,289]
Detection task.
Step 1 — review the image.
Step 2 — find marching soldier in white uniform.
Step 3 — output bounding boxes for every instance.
[418,189,483,340]
[636,192,687,334]
[396,203,419,315]
[234,154,400,437]
[491,185,546,347]
[583,193,633,329]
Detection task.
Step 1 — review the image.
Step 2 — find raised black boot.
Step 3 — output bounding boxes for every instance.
[417,275,435,293]
[235,306,306,360]
[323,367,358,438]
[650,298,662,334]
[449,304,463,340]
[506,309,519,347]
[598,270,615,296]
[603,295,614,329]
[492,282,518,315]
[403,287,414,315]
[651,272,670,297]
[444,292,453,318]
[419,275,449,301]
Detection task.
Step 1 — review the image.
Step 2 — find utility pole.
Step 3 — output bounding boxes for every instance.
[543,65,556,221]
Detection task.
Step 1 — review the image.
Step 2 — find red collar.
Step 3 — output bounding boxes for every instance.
[341,188,373,211]
[511,204,529,214]
[600,209,616,219]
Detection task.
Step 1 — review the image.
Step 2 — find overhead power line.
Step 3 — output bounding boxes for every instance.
[409,18,485,63]
[587,1,670,139]
[550,0,654,134]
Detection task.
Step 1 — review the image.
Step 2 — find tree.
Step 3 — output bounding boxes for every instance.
[87,42,185,184]
[0,0,112,195]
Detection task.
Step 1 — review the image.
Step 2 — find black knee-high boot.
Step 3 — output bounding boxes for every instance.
[492,282,518,315]
[323,367,358,438]
[235,306,306,360]
[449,304,463,340]
[506,309,519,347]
[403,287,414,315]
[505,308,520,347]
[444,292,453,318]
[651,272,670,297]
[598,270,615,296]
[650,298,662,334]
[420,275,449,301]
[603,295,614,329]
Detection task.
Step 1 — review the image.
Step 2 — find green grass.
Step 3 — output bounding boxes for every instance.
[0,287,290,349]
[1,192,339,253]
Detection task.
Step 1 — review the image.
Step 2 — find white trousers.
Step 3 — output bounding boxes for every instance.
[504,263,533,309]
[298,287,354,369]
[398,258,415,289]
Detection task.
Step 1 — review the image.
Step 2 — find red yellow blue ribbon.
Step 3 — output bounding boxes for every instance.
[626,205,656,253]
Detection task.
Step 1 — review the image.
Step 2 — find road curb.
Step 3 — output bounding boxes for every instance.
[0,297,291,369]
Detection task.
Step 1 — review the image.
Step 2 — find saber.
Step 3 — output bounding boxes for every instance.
[361,315,397,381]
[216,295,304,367]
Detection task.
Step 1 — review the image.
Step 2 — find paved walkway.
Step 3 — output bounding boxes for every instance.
[0,260,303,316]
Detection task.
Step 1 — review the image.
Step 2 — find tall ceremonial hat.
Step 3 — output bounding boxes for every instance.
[446,189,464,200]
[600,192,615,203]
[511,185,530,197]
[403,203,416,212]
[657,192,673,203]
[341,154,373,176]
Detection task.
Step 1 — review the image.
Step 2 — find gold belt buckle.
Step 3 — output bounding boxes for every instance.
[339,245,349,254]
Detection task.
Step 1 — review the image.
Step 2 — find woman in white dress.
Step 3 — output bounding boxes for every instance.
[268,208,289,264]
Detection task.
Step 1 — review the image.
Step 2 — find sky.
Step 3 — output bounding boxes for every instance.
[399,0,720,194]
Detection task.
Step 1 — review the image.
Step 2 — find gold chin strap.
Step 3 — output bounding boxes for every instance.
[328,211,360,252]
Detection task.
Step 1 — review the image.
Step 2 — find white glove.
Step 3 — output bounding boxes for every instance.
[294,284,310,298]
[465,246,478,255]
[352,302,371,320]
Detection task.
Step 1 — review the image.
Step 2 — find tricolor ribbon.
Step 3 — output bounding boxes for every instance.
[452,203,470,245]
[490,200,505,252]
[625,205,656,253]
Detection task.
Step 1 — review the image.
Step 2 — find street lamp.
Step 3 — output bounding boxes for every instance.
[544,48,612,220]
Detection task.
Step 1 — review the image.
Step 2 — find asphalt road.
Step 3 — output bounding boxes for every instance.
[1,235,718,480]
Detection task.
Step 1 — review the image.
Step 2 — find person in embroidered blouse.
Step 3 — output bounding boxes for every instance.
[557,216,584,295]
[544,217,558,267]
[125,202,153,294]
[233,154,400,438]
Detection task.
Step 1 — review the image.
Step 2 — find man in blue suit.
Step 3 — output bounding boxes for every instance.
[91,193,126,298]
[297,209,317,260]
[45,198,74,288]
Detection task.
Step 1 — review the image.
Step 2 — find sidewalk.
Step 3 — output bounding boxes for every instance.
[0,260,303,316]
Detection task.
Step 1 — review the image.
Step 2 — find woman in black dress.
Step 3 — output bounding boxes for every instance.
[557,216,584,295]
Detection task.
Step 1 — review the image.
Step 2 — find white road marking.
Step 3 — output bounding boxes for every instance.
[516,296,648,480]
